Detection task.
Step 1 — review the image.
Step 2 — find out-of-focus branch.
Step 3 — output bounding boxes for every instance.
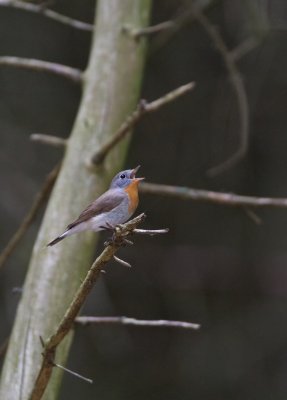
[133,228,169,235]
[123,20,176,39]
[132,6,257,176]
[0,0,93,31]
[30,134,67,148]
[0,164,60,272]
[244,207,262,225]
[0,56,82,84]
[140,182,287,209]
[192,9,249,176]
[30,213,168,400]
[91,82,195,165]
[148,1,215,53]
[229,37,259,62]
[76,316,200,330]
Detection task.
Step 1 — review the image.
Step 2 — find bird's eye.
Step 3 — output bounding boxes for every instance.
[120,174,126,179]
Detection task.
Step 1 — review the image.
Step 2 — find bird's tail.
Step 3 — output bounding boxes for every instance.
[47,232,68,247]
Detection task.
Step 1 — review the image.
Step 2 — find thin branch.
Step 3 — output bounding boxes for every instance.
[0,56,82,84]
[229,36,259,62]
[136,7,255,176]
[140,181,287,209]
[148,6,204,54]
[53,363,93,384]
[191,9,249,176]
[113,255,131,268]
[133,228,169,235]
[0,0,93,32]
[123,20,176,39]
[91,82,196,165]
[30,213,168,400]
[75,316,200,330]
[12,287,23,294]
[244,207,262,225]
[30,134,67,148]
[0,164,60,272]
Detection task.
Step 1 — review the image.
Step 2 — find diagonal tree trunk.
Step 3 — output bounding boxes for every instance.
[0,1,151,399]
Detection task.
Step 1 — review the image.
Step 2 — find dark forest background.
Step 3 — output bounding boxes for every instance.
[2,0,287,399]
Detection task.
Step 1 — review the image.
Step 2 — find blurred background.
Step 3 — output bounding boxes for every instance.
[2,0,287,399]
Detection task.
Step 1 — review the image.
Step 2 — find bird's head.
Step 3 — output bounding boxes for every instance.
[110,165,144,189]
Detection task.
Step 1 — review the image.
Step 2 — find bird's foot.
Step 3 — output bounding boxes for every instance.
[103,222,134,247]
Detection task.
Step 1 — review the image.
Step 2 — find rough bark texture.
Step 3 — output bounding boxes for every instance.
[0,1,151,399]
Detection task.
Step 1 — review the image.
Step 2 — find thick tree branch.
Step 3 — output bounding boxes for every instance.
[140,182,287,209]
[76,316,200,330]
[0,56,82,84]
[0,164,60,272]
[30,213,168,400]
[0,0,93,31]
[0,2,152,399]
[91,81,195,165]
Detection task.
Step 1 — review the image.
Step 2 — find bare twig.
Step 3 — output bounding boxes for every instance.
[0,56,82,84]
[53,363,93,384]
[140,181,287,209]
[138,6,255,176]
[0,0,93,32]
[191,9,249,176]
[30,213,168,400]
[123,20,175,39]
[229,37,259,62]
[133,228,169,235]
[75,316,200,330]
[12,287,23,294]
[0,164,60,272]
[30,134,67,148]
[113,255,131,268]
[244,207,262,225]
[147,1,215,54]
[91,82,195,165]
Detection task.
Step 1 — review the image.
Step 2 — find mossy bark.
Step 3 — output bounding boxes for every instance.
[0,1,151,399]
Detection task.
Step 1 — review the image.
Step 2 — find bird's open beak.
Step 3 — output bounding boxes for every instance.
[131,165,145,181]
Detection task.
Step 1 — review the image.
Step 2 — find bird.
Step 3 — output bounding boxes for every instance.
[47,166,144,246]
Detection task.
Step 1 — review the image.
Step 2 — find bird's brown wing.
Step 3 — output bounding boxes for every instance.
[67,189,125,230]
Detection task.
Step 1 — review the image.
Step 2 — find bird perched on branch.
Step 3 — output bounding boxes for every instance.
[47,166,144,246]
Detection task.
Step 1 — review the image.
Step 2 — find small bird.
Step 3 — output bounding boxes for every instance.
[47,166,144,246]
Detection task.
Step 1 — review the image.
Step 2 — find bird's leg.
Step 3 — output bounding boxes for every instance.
[113,224,135,246]
[103,222,134,247]
[99,222,115,231]
[102,222,120,246]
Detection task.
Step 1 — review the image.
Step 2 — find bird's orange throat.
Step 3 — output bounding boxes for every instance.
[125,180,140,213]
